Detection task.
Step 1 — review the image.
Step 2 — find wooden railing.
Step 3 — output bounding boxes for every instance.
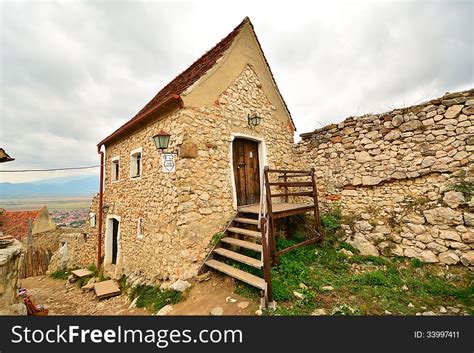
[263,166,323,264]
[259,166,323,307]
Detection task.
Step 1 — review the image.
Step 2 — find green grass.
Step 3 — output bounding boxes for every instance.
[50,268,69,280]
[233,234,473,316]
[129,285,183,312]
[320,207,342,233]
[411,258,425,268]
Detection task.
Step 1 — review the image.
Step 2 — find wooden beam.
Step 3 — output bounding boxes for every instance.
[271,191,314,198]
[268,182,313,187]
[266,169,311,174]
[272,206,316,219]
[275,237,321,256]
[277,173,312,178]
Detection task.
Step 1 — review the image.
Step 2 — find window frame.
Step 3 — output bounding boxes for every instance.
[137,217,144,239]
[111,156,120,182]
[130,147,143,179]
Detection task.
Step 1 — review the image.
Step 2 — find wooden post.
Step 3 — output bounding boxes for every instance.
[310,168,322,234]
[264,167,278,265]
[260,217,272,306]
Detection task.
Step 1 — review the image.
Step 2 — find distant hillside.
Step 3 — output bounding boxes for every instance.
[0,176,98,198]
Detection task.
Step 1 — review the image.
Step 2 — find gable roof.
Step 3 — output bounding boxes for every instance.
[98,17,295,147]
[0,207,45,240]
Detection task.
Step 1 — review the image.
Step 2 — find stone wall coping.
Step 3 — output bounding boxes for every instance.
[0,240,22,266]
[300,89,474,140]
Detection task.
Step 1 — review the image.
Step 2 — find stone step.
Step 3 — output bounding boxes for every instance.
[227,227,261,239]
[234,217,260,226]
[213,248,262,268]
[205,259,265,290]
[220,237,262,252]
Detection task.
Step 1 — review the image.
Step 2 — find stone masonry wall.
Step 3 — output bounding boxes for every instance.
[101,65,295,283]
[0,240,26,315]
[47,195,100,273]
[295,90,474,268]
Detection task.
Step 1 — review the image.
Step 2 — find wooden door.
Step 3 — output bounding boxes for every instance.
[233,138,260,206]
[112,219,119,265]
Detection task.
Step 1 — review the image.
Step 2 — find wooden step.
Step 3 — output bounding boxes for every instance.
[228,227,261,239]
[220,237,262,252]
[205,259,265,290]
[213,248,262,268]
[234,217,259,226]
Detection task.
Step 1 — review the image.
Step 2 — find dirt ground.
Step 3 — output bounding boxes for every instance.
[170,275,258,315]
[19,273,258,316]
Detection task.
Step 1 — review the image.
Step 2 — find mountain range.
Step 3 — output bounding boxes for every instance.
[0,175,98,198]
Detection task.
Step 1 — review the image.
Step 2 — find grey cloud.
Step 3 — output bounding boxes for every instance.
[0,1,472,183]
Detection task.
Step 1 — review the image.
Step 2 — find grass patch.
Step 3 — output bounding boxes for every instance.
[320,207,342,234]
[411,258,425,268]
[234,283,260,300]
[50,268,69,280]
[211,232,225,246]
[129,285,183,312]
[233,234,473,316]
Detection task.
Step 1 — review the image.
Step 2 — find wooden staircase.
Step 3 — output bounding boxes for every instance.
[202,167,323,308]
[205,213,267,291]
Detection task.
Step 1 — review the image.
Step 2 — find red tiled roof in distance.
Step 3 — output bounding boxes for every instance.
[0,208,44,240]
[98,17,296,148]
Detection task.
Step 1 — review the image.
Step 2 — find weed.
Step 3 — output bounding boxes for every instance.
[454,182,473,201]
[50,268,69,280]
[87,264,98,274]
[129,285,182,312]
[321,207,342,233]
[117,275,130,292]
[210,232,225,246]
[234,283,260,300]
[411,258,425,268]
[353,268,403,287]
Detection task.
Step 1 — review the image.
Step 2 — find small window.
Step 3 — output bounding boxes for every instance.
[111,157,120,181]
[137,218,144,239]
[89,213,96,227]
[130,148,142,178]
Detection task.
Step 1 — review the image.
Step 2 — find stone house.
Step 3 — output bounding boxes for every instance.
[92,16,473,292]
[97,17,298,281]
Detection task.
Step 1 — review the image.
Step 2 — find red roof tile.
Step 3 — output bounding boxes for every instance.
[0,208,44,240]
[98,17,295,147]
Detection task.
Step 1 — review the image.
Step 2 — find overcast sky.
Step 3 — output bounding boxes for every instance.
[0,0,472,183]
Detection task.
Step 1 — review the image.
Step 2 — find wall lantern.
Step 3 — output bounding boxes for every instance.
[248,114,262,127]
[153,130,171,151]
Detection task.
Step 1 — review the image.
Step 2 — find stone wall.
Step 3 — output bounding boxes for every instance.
[47,195,101,273]
[0,240,26,315]
[295,90,474,268]
[101,65,295,283]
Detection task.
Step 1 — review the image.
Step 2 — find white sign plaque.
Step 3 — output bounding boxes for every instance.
[162,153,175,173]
